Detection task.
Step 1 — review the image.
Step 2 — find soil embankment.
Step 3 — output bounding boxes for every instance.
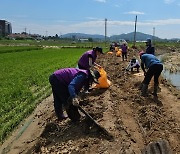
[1,48,180,154]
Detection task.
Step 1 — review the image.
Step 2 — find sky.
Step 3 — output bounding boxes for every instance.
[1,0,180,39]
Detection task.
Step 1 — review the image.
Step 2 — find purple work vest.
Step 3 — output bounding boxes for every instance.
[54,68,89,91]
[121,45,127,53]
[78,50,97,69]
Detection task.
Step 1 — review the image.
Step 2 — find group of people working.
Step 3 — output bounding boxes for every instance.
[126,38,163,97]
[110,43,128,61]
[49,47,103,122]
[49,38,163,122]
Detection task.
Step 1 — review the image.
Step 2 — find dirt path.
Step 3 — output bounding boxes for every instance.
[1,49,180,154]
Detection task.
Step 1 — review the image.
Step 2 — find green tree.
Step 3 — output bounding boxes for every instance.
[88,38,93,42]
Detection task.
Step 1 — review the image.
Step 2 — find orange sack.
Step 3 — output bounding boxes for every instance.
[95,68,111,88]
[116,49,122,57]
[115,47,119,52]
[107,51,113,54]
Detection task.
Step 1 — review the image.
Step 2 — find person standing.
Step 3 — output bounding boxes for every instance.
[78,47,103,70]
[49,68,100,122]
[145,38,155,55]
[121,43,128,61]
[139,52,163,97]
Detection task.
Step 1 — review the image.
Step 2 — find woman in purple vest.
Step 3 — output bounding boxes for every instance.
[78,47,103,70]
[49,68,100,122]
[121,43,128,61]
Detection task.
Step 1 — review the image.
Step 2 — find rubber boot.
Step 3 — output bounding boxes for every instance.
[153,84,158,97]
[139,82,143,90]
[141,84,148,96]
[66,104,81,122]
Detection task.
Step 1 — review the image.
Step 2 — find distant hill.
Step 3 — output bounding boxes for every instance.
[109,32,162,41]
[61,33,104,40]
[61,32,163,41]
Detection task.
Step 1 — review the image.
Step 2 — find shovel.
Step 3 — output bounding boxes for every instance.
[77,105,113,140]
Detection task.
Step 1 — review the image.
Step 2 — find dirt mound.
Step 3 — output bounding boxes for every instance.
[1,49,180,154]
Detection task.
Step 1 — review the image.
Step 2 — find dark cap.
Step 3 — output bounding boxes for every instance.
[94,47,103,54]
[145,38,151,43]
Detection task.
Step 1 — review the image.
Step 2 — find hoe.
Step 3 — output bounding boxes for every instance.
[77,105,113,141]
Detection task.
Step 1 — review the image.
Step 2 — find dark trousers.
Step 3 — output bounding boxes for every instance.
[143,64,163,85]
[49,74,81,121]
[122,52,127,61]
[49,74,69,119]
[131,65,140,72]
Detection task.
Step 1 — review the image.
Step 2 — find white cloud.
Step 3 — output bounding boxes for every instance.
[125,11,145,15]
[70,20,105,28]
[164,0,175,4]
[146,18,180,25]
[55,20,70,23]
[94,0,106,3]
[86,17,103,20]
[12,18,180,39]
[114,4,120,7]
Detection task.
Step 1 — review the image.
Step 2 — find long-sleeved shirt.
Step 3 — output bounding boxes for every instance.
[126,59,140,70]
[54,68,89,98]
[141,54,162,69]
[68,72,87,98]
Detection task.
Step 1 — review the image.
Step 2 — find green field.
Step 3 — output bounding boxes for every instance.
[0,46,90,143]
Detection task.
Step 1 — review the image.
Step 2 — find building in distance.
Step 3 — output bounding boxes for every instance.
[0,20,12,37]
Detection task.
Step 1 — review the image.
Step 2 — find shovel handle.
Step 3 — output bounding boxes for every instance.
[78,106,99,126]
[78,106,113,140]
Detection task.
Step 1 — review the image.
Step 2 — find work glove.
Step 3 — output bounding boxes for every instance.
[72,97,79,107]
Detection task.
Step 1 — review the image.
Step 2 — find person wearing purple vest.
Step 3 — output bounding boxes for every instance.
[78,47,103,70]
[121,43,128,61]
[49,68,100,122]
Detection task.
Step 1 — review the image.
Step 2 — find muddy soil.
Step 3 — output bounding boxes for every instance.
[1,48,180,154]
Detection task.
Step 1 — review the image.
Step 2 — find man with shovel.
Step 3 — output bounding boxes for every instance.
[49,68,100,122]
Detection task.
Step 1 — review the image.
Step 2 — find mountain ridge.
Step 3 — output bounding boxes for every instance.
[61,32,170,41]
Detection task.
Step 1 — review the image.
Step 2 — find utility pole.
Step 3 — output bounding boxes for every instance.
[59,32,62,38]
[105,18,107,48]
[133,15,137,48]
[24,27,27,34]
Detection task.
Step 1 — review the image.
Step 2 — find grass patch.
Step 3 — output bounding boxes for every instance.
[0,47,87,143]
[0,46,42,54]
